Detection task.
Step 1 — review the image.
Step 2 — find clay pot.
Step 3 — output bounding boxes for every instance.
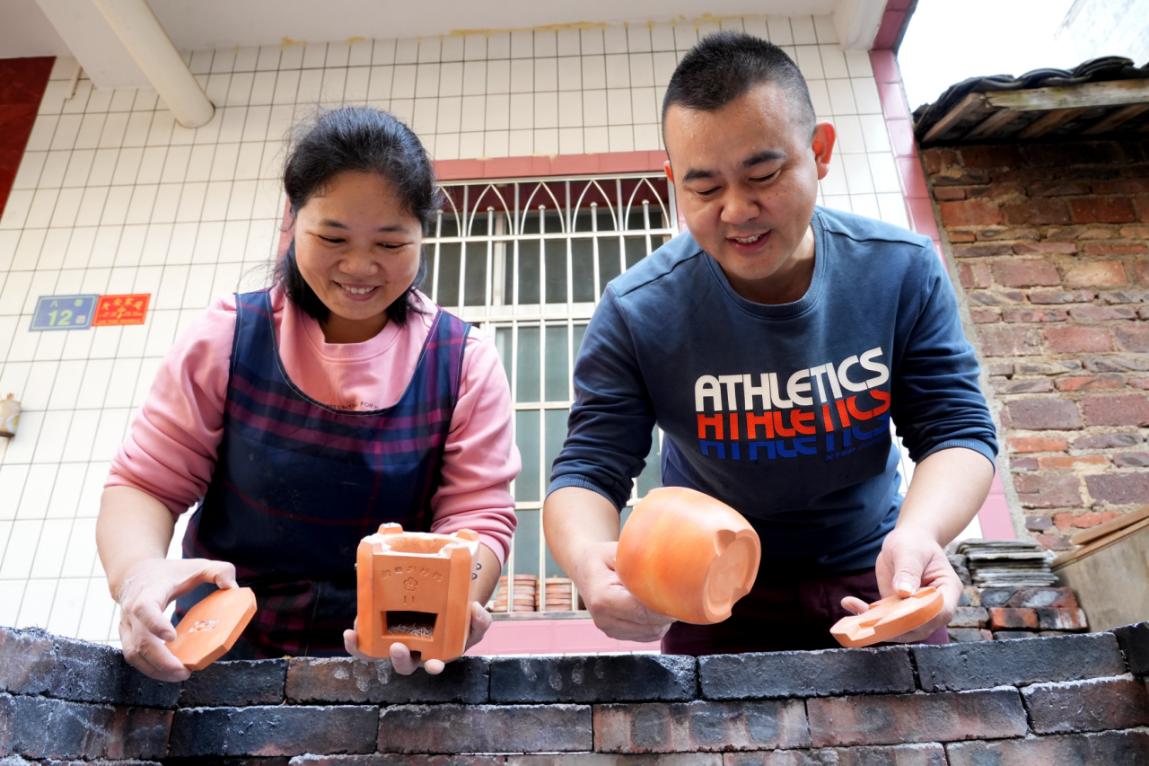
[356,523,479,662]
[615,487,760,625]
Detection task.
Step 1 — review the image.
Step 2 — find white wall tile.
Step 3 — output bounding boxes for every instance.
[0,464,29,518]
[326,41,352,68]
[487,32,510,60]
[852,77,883,114]
[603,26,629,54]
[11,228,46,270]
[76,580,116,640]
[0,231,17,270]
[607,89,633,125]
[17,579,56,628]
[0,579,19,626]
[38,151,69,188]
[1,520,42,577]
[582,90,607,127]
[13,151,46,190]
[58,517,99,577]
[533,29,556,58]
[31,411,69,463]
[584,126,609,153]
[842,152,875,194]
[440,36,464,63]
[791,16,817,44]
[813,15,838,44]
[828,79,859,115]
[463,34,486,61]
[31,517,72,577]
[46,577,87,637]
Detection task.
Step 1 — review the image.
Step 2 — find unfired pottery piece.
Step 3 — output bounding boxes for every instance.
[830,586,943,648]
[166,586,257,671]
[615,487,761,624]
[356,523,479,662]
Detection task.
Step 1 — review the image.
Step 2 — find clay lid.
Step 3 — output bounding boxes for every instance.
[830,587,943,648]
[166,587,257,671]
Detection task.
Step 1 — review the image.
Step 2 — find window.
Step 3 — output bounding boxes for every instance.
[424,173,676,613]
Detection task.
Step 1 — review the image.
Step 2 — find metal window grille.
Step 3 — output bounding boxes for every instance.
[424,173,677,615]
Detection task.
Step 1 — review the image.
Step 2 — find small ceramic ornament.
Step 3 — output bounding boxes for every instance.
[356,523,480,662]
[0,394,20,438]
[166,586,257,670]
[615,486,761,624]
[830,586,943,648]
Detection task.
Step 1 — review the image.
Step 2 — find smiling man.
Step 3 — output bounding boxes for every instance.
[544,32,998,654]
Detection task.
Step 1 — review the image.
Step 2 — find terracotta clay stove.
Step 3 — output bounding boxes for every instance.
[616,487,761,624]
[356,523,479,662]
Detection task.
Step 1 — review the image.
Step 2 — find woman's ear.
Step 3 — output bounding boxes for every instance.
[811,123,836,180]
[663,159,674,182]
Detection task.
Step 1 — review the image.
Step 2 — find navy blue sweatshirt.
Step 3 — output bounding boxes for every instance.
[549,206,998,574]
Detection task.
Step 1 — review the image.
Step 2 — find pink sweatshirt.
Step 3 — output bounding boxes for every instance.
[107,287,520,563]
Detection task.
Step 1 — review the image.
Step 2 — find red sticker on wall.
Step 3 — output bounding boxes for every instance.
[92,294,150,326]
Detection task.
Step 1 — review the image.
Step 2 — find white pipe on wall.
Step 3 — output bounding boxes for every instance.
[90,0,214,127]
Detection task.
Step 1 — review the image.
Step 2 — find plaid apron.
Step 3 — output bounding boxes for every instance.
[176,289,468,658]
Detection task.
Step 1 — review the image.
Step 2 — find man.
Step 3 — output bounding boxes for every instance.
[544,32,998,654]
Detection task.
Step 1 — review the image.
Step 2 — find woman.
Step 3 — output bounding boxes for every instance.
[97,107,519,682]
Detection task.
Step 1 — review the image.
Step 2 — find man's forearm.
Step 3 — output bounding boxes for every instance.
[542,485,621,584]
[896,447,995,545]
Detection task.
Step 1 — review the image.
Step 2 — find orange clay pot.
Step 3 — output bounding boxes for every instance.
[830,586,943,648]
[166,586,257,671]
[356,523,480,662]
[615,487,761,625]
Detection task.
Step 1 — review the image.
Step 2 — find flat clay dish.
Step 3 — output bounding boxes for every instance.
[166,586,257,671]
[830,586,943,648]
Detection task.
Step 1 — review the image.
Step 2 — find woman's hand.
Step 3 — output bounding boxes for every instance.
[114,557,238,683]
[343,601,493,675]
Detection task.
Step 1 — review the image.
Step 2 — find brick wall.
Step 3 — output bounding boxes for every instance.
[920,140,1149,550]
[2,622,1148,763]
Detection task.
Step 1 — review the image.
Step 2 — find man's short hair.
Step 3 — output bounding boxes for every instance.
[662,31,816,137]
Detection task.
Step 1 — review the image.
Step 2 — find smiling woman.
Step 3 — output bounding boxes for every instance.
[96,107,520,681]
[290,170,423,343]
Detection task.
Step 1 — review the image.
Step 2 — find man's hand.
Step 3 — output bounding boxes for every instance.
[115,557,238,683]
[572,541,673,643]
[344,601,493,675]
[841,525,960,643]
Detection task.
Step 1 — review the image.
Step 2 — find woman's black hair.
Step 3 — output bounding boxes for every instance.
[276,107,443,327]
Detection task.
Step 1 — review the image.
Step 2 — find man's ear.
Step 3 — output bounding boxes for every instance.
[811,123,836,180]
[663,159,674,182]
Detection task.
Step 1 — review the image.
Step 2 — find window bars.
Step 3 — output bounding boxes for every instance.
[424,173,677,615]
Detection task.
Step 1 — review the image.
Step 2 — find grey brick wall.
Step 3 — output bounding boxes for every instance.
[1,621,1147,763]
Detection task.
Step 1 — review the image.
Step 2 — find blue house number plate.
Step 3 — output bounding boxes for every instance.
[30,294,99,331]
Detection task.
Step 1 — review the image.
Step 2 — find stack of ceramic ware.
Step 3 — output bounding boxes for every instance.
[542,577,575,611]
[488,574,539,613]
[510,574,538,612]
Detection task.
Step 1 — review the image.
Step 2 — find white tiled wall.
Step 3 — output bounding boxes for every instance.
[0,14,909,643]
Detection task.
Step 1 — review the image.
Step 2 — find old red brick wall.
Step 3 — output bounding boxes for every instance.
[2,623,1148,762]
[921,141,1149,551]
